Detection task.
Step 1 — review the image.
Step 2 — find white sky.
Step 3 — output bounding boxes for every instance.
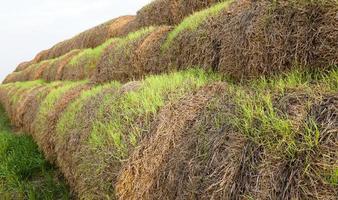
[0,0,152,82]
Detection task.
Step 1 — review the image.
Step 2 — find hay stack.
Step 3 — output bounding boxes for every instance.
[42,50,81,82]
[216,0,338,79]
[117,80,338,200]
[94,27,156,83]
[136,0,224,27]
[35,16,137,63]
[133,26,172,78]
[32,82,90,163]
[162,0,338,80]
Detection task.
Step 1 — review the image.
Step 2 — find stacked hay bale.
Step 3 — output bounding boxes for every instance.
[135,0,225,26]
[163,0,338,80]
[94,26,173,83]
[11,16,138,73]
[117,69,338,200]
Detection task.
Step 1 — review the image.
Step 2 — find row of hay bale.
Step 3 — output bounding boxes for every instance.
[14,16,138,73]
[96,0,338,83]
[0,69,220,198]
[14,0,223,73]
[3,38,116,84]
[0,68,337,199]
[8,0,337,85]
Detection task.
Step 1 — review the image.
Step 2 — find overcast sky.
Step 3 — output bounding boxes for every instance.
[0,0,152,82]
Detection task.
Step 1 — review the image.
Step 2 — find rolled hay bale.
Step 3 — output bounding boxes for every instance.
[133,26,172,78]
[2,64,40,84]
[14,50,51,73]
[161,0,234,72]
[42,50,82,82]
[30,60,54,80]
[135,0,224,27]
[136,0,175,27]
[250,95,338,200]
[14,82,63,133]
[171,0,225,24]
[36,16,137,63]
[54,70,217,199]
[61,39,114,81]
[54,84,120,195]
[94,27,156,83]
[14,61,34,72]
[0,81,46,127]
[108,15,138,38]
[32,81,88,162]
[117,69,338,200]
[216,0,338,80]
[116,83,249,200]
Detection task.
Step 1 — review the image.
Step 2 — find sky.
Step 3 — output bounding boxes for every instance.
[0,0,152,82]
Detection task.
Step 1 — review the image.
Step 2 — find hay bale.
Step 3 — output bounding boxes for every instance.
[15,83,63,134]
[36,16,137,63]
[250,94,338,200]
[136,0,175,27]
[14,61,34,72]
[116,83,263,199]
[42,50,82,82]
[162,1,234,72]
[54,85,120,197]
[61,39,114,81]
[217,0,338,80]
[94,27,156,83]
[54,70,214,198]
[133,26,172,78]
[32,82,86,162]
[135,0,224,27]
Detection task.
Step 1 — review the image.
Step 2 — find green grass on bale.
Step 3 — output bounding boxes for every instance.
[162,0,234,50]
[67,39,116,76]
[89,69,222,158]
[0,105,70,199]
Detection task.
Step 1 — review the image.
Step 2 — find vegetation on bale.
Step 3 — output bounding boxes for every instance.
[230,68,338,155]
[8,80,45,106]
[115,26,156,50]
[66,39,115,77]
[90,69,221,156]
[162,0,233,50]
[33,81,86,137]
[0,105,70,199]
[117,67,337,199]
[56,82,120,138]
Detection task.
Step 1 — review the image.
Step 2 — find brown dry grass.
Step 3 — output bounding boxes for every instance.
[42,50,81,82]
[136,0,223,27]
[217,0,338,80]
[116,83,228,199]
[134,26,172,78]
[55,87,119,198]
[94,27,156,83]
[33,16,137,64]
[36,84,91,163]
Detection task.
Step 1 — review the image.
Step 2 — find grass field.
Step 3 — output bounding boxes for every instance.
[0,105,70,199]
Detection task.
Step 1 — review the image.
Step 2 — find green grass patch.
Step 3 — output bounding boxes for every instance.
[162,0,233,50]
[0,105,70,199]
